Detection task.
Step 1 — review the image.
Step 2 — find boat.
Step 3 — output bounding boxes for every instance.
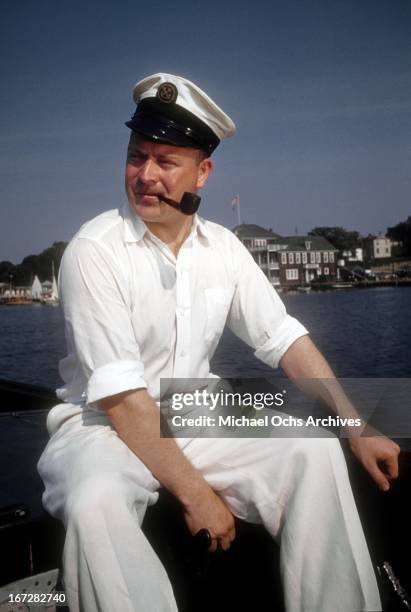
[0,378,410,611]
[1,296,32,305]
[40,263,59,306]
[331,282,354,289]
[297,285,311,293]
[0,289,32,305]
[31,276,43,302]
[0,379,284,611]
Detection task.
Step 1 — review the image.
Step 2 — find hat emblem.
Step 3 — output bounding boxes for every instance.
[157,82,178,104]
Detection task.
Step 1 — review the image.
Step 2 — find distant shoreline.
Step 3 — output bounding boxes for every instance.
[305,278,411,292]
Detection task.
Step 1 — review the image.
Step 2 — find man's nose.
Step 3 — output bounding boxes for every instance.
[138,159,159,183]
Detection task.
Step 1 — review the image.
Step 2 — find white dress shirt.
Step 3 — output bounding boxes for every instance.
[56,202,308,409]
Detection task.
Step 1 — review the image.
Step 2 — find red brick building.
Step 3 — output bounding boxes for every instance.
[233,225,338,288]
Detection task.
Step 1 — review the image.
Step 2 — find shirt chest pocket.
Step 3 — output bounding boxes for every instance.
[204,288,232,349]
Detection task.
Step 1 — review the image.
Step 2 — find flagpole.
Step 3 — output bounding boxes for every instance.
[237,194,242,226]
[231,193,242,226]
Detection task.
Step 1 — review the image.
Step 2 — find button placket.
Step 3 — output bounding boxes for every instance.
[174,246,192,377]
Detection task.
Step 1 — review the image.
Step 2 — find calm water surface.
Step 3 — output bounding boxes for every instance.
[0,287,410,388]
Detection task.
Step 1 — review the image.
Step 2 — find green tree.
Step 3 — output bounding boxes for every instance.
[309,227,360,252]
[387,217,411,256]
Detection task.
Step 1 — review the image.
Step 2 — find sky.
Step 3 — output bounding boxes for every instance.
[1,0,410,264]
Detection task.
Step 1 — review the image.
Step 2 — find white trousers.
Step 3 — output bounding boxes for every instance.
[37,405,381,612]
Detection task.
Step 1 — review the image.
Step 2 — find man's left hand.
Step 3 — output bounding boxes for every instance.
[348,434,401,491]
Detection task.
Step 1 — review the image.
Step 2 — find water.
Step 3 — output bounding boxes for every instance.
[0,287,410,389]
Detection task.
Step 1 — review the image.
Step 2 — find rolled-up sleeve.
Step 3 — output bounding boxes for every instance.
[227,237,309,368]
[87,360,146,404]
[59,237,147,406]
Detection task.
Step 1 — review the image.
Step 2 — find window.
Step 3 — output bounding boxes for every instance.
[295,252,301,264]
[253,239,266,248]
[316,252,321,263]
[324,267,329,275]
[329,252,334,263]
[323,252,329,263]
[286,269,299,280]
[302,252,307,264]
[281,252,287,264]
[288,252,294,264]
[305,241,311,250]
[376,248,380,255]
[310,252,315,264]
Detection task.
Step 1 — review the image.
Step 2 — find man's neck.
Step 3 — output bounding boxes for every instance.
[145,216,194,257]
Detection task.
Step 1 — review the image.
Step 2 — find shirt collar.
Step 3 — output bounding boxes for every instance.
[122,201,212,245]
[122,202,147,243]
[191,214,212,244]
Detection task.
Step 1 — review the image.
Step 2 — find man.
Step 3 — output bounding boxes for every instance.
[38,73,399,612]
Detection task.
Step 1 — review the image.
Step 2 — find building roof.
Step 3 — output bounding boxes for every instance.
[275,235,338,251]
[232,224,281,239]
[232,224,337,251]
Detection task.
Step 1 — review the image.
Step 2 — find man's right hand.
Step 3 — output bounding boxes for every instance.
[182,485,236,552]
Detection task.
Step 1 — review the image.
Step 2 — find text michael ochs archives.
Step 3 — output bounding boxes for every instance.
[168,389,362,430]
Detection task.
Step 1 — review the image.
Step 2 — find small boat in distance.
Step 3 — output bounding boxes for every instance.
[331,283,354,289]
[40,263,59,306]
[297,285,311,294]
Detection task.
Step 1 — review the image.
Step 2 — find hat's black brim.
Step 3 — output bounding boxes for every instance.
[125,104,219,154]
[125,119,199,149]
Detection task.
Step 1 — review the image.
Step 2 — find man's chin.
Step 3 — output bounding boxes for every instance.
[132,201,163,222]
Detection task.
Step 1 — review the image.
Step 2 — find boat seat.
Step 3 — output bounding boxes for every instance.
[0,491,284,612]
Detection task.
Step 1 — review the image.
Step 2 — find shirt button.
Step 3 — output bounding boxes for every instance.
[180,350,187,357]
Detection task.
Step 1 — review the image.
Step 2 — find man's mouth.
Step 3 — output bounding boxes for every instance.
[135,192,163,205]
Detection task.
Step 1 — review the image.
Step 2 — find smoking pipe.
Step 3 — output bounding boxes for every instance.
[158,192,201,215]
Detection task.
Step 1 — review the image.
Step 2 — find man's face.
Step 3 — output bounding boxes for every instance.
[125,133,212,224]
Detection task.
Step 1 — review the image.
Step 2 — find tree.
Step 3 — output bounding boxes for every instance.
[309,227,360,252]
[0,261,15,284]
[387,216,411,256]
[0,242,67,286]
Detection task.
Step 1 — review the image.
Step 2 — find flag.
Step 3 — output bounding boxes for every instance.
[231,194,238,209]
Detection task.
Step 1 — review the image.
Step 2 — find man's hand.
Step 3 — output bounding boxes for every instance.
[280,337,402,490]
[348,433,401,491]
[182,485,236,552]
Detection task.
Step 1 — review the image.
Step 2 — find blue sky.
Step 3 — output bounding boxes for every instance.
[1,0,410,263]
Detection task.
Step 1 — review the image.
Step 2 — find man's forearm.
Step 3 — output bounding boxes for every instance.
[99,389,210,506]
[279,335,363,429]
[99,388,236,547]
[280,335,400,490]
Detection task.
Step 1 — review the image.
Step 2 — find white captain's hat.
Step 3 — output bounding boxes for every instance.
[125,73,236,155]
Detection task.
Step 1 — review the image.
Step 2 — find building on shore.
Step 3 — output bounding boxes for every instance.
[362,235,392,261]
[233,225,338,289]
[340,247,364,263]
[0,272,59,305]
[232,224,282,286]
[0,286,32,304]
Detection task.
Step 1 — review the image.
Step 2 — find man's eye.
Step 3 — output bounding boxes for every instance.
[128,153,145,163]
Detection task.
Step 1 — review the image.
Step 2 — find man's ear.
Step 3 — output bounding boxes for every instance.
[196,158,213,189]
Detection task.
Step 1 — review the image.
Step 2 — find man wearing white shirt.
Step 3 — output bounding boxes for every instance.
[38,73,399,612]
